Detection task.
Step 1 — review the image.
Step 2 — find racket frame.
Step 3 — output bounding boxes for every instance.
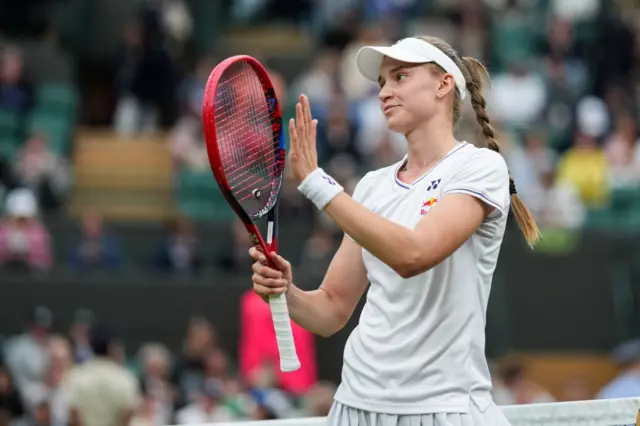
[202,55,300,373]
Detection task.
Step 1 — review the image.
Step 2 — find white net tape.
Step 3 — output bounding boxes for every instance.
[209,398,640,426]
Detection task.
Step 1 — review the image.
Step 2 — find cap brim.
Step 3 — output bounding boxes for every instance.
[356,45,433,82]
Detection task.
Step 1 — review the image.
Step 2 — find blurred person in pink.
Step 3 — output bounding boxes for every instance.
[0,188,52,271]
[238,289,317,396]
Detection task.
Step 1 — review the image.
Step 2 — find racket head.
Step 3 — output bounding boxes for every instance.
[202,55,286,232]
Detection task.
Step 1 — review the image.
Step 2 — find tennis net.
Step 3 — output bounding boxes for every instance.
[212,398,640,426]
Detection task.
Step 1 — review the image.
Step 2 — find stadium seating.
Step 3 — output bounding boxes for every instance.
[0,108,24,159]
[585,186,640,232]
[176,167,234,221]
[69,129,175,221]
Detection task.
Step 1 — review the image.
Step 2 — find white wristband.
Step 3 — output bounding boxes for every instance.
[297,168,344,210]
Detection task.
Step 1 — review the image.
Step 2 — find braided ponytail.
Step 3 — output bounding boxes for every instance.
[415,35,540,246]
[460,56,540,246]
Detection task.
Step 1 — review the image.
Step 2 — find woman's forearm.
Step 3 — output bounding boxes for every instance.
[286,283,348,338]
[324,193,419,276]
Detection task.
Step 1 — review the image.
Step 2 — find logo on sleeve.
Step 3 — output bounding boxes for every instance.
[420,197,438,215]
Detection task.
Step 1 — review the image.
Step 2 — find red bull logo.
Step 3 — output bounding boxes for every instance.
[420,197,438,215]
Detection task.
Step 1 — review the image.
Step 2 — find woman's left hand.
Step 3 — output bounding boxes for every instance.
[289,94,319,185]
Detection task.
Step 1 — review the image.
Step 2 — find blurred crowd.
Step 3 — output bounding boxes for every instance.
[0,306,335,426]
[3,306,640,426]
[0,0,639,272]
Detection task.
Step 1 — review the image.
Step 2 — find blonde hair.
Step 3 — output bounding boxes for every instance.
[417,36,541,247]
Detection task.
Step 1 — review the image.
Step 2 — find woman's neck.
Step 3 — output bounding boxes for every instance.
[403,118,458,172]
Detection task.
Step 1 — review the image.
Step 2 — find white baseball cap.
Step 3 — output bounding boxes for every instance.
[356,37,467,100]
[5,188,38,218]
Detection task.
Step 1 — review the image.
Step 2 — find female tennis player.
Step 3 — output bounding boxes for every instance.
[249,36,540,426]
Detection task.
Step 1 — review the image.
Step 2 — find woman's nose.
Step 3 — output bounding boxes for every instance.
[378,86,392,103]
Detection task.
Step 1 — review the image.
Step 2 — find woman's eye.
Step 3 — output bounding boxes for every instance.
[396,73,407,81]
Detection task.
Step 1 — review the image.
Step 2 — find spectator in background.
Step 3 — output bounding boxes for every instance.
[301,381,336,417]
[136,343,174,425]
[0,46,31,114]
[289,50,340,112]
[216,220,253,272]
[488,59,547,129]
[597,339,640,399]
[151,0,193,59]
[0,188,52,272]
[556,131,609,208]
[0,367,25,424]
[168,57,209,171]
[0,154,18,201]
[69,210,121,271]
[14,133,70,213]
[604,114,640,188]
[128,383,160,426]
[174,379,233,423]
[499,360,556,404]
[23,335,72,426]
[245,363,298,419]
[152,217,202,275]
[172,317,216,407]
[68,309,95,365]
[559,376,591,401]
[3,307,52,401]
[177,56,212,114]
[316,95,359,165]
[299,225,337,277]
[202,348,230,383]
[64,325,140,426]
[527,167,585,229]
[339,25,387,102]
[113,11,176,136]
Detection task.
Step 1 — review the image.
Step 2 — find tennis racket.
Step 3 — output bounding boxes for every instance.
[202,55,301,373]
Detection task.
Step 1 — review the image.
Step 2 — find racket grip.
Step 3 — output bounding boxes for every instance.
[268,293,301,373]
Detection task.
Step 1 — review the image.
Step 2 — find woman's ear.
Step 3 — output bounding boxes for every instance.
[436,74,456,99]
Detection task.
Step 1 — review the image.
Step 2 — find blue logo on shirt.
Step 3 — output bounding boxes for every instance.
[427,179,441,191]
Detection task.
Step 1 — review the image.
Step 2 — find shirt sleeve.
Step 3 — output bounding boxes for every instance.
[350,172,375,205]
[345,172,375,242]
[442,149,510,220]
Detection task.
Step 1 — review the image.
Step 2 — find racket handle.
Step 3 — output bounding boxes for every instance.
[268,293,301,373]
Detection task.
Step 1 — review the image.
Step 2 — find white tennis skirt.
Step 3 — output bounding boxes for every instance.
[326,400,512,426]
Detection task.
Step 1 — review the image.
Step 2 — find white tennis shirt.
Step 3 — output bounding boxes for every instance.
[334,141,510,415]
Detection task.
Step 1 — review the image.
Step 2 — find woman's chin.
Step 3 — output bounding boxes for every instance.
[385,117,409,135]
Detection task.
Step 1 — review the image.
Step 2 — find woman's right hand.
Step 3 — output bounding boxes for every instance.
[248,247,293,302]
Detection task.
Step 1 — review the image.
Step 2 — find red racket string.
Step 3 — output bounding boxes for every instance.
[212,61,282,215]
[215,72,277,178]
